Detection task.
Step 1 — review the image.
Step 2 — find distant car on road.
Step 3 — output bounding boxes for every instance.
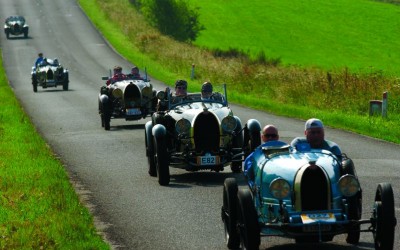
[4,16,29,39]
[31,58,69,92]
[98,73,157,130]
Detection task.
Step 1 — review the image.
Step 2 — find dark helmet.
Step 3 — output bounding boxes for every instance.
[201,81,213,92]
[38,52,43,57]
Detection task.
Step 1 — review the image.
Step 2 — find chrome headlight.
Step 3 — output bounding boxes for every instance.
[221,116,237,133]
[142,86,152,98]
[338,175,360,197]
[112,88,123,99]
[269,178,290,199]
[175,118,191,135]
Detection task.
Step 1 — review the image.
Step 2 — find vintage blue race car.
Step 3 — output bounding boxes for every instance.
[145,84,260,186]
[222,136,396,249]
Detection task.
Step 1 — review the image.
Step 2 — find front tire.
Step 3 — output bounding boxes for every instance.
[238,189,260,250]
[63,72,69,91]
[32,81,38,92]
[373,183,396,250]
[222,178,240,249]
[145,122,156,177]
[154,136,170,185]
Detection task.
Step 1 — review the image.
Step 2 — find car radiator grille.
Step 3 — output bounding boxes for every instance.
[299,166,330,211]
[193,112,220,152]
[124,84,141,108]
[46,70,54,80]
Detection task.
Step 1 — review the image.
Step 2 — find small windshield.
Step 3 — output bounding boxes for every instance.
[6,16,25,24]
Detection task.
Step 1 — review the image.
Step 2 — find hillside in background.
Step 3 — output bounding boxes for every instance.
[189,0,400,75]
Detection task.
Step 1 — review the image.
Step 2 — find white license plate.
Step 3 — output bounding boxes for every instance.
[126,108,141,115]
[197,155,219,166]
[301,213,336,224]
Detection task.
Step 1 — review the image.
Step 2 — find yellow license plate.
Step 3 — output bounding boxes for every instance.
[301,213,336,224]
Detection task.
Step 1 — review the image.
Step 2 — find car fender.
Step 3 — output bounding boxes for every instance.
[233,116,244,147]
[246,119,261,133]
[152,124,166,139]
[99,94,109,106]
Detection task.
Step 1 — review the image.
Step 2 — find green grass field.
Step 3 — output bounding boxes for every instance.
[190,0,400,75]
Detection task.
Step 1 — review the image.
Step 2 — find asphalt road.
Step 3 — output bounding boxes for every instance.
[1,0,399,249]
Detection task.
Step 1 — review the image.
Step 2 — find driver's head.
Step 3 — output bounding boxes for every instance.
[304,118,325,148]
[201,81,213,99]
[261,125,279,142]
[131,66,139,74]
[38,53,43,58]
[175,80,187,97]
[113,66,122,75]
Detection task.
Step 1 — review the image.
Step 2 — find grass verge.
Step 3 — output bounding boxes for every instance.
[0,53,109,249]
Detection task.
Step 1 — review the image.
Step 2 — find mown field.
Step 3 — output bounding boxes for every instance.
[190,0,400,75]
[81,0,400,143]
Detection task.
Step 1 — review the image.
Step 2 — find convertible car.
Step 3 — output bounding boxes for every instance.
[98,74,157,130]
[31,58,69,92]
[4,16,29,39]
[222,139,396,249]
[145,84,260,186]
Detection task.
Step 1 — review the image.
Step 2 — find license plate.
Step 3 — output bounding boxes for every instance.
[126,108,141,115]
[301,213,336,224]
[197,155,220,166]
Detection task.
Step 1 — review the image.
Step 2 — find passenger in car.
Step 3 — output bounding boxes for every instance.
[244,125,288,187]
[290,118,342,161]
[127,66,143,80]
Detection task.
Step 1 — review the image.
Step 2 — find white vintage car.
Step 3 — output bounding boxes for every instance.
[145,84,260,186]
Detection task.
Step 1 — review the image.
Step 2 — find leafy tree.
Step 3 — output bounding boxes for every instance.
[138,0,204,42]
